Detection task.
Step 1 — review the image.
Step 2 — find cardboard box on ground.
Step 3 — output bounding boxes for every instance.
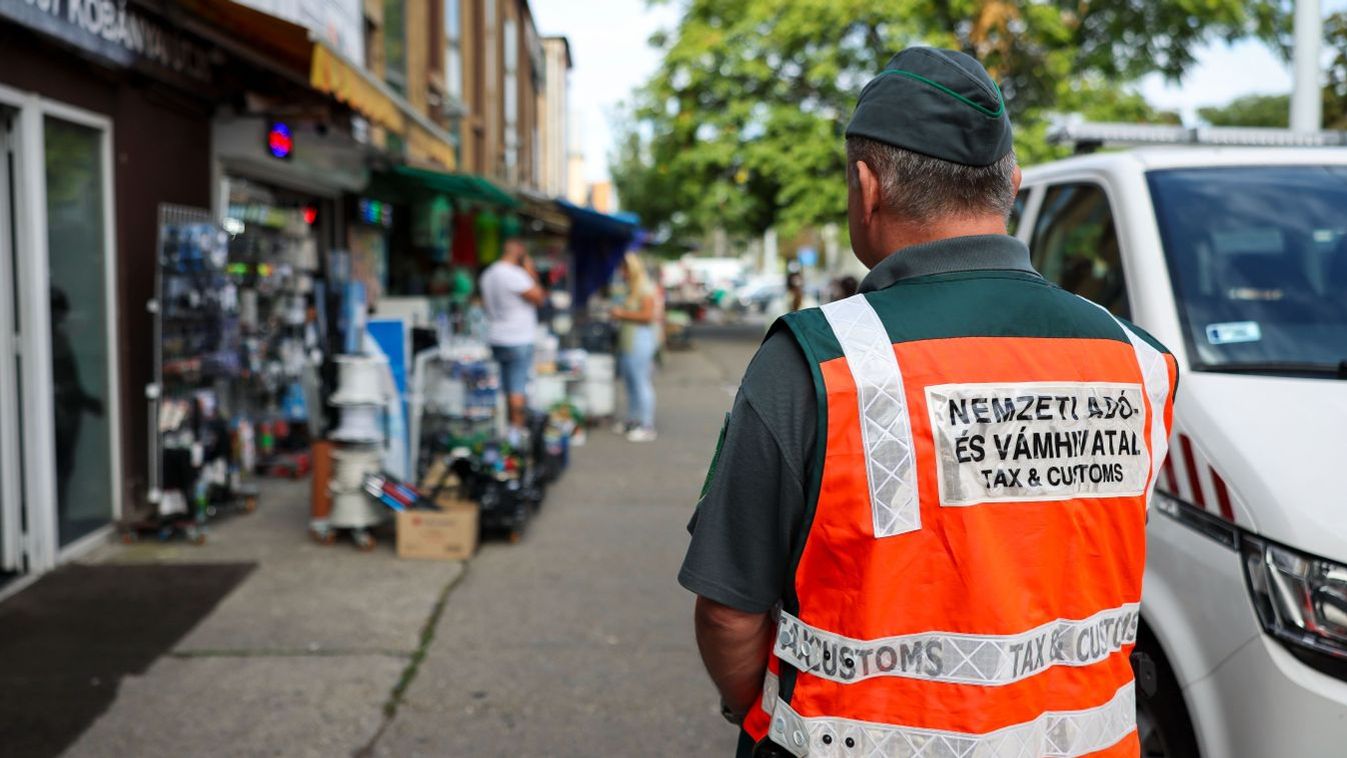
[396,502,478,560]
[397,460,479,560]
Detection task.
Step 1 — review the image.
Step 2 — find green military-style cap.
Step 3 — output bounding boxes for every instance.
[845,47,1013,167]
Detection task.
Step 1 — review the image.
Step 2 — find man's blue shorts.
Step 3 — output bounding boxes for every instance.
[491,343,534,397]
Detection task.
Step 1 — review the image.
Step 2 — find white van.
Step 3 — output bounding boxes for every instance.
[1017,133,1347,757]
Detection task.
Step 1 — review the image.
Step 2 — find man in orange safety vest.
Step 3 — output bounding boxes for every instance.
[680,47,1178,757]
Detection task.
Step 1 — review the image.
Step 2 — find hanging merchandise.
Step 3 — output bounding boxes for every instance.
[124,205,262,544]
[342,281,368,354]
[412,195,453,261]
[221,181,326,480]
[451,209,478,267]
[280,381,308,422]
[475,209,502,264]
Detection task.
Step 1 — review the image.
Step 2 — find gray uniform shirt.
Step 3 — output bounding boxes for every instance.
[677,235,1040,612]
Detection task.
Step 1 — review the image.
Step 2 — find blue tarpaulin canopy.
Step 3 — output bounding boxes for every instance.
[556,199,641,305]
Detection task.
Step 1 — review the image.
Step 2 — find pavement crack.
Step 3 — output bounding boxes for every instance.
[355,563,470,757]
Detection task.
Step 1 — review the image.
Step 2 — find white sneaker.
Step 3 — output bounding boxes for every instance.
[626,427,657,442]
[611,421,632,435]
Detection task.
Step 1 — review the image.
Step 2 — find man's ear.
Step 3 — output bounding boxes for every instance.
[1011,164,1023,195]
[855,159,882,222]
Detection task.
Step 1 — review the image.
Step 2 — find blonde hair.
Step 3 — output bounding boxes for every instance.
[623,252,654,301]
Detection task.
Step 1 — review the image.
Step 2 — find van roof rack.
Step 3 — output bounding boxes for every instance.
[1046,120,1347,153]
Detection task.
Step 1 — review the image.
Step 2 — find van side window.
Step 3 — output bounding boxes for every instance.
[1008,191,1027,236]
[1030,183,1130,318]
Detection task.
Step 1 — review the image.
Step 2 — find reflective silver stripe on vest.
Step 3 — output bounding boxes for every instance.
[1089,302,1171,506]
[761,670,780,715]
[820,295,920,537]
[774,603,1140,686]
[764,681,1136,758]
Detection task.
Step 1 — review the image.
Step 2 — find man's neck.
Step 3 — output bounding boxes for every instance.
[890,216,1007,251]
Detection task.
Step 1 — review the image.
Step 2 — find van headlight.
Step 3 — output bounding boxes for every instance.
[1242,535,1347,680]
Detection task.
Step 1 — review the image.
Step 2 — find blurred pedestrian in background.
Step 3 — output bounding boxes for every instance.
[480,237,546,439]
[827,274,859,302]
[611,253,659,442]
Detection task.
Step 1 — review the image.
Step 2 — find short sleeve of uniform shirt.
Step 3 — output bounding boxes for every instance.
[678,327,818,613]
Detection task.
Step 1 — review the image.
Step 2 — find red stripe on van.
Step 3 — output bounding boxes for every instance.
[1210,468,1236,522]
[1179,435,1206,509]
[1160,454,1177,493]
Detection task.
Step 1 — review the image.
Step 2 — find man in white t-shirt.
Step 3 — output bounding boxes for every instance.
[479,238,545,431]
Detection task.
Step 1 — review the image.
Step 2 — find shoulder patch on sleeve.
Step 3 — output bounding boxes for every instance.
[698,413,732,502]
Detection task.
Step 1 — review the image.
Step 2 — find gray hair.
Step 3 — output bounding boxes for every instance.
[845,136,1017,224]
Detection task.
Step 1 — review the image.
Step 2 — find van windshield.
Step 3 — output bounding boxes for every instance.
[1147,166,1347,377]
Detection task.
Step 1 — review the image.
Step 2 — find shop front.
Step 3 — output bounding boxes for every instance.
[0,0,416,592]
[0,0,227,589]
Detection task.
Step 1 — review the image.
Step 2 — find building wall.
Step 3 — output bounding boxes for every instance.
[589,181,614,214]
[540,36,569,197]
[451,0,548,190]
[566,147,587,205]
[516,5,542,191]
[459,0,482,175]
[404,0,430,114]
[341,1,563,189]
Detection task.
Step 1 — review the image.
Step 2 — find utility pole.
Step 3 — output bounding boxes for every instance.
[1291,0,1323,132]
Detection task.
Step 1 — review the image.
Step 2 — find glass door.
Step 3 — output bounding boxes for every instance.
[0,106,24,578]
[43,115,113,547]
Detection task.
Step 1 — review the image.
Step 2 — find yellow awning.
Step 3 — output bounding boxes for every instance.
[309,43,457,170]
[406,122,458,171]
[310,43,406,135]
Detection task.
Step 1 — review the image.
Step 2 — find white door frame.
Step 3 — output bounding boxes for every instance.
[0,98,24,574]
[0,82,122,574]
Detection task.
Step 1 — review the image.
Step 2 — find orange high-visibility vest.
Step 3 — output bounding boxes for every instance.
[741,277,1178,757]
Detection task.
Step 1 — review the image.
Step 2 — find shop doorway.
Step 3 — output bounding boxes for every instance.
[0,85,121,592]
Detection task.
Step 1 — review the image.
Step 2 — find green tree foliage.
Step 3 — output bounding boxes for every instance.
[1198,94,1290,127]
[1323,12,1347,129]
[614,0,1285,239]
[1191,12,1347,130]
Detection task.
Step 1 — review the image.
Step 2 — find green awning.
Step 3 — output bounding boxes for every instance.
[391,166,518,207]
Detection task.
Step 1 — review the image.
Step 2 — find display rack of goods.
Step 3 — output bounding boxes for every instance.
[128,205,259,544]
[223,195,322,479]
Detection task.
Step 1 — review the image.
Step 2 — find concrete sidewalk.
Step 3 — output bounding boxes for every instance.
[367,331,752,757]
[64,479,464,758]
[59,326,758,757]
